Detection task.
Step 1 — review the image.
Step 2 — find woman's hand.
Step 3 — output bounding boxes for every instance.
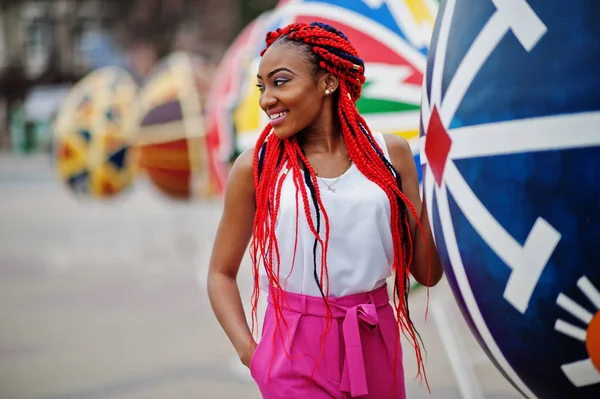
[240,340,258,369]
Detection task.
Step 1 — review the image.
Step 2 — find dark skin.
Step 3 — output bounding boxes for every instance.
[207,41,443,370]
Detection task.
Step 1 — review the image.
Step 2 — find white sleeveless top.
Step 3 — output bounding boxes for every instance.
[259,132,394,297]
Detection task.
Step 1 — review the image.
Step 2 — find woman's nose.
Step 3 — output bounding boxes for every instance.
[259,88,277,110]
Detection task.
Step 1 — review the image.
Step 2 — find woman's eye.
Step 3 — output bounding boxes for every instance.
[256,84,265,92]
[274,78,288,87]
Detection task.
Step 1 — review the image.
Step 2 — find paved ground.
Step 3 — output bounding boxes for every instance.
[0,154,524,399]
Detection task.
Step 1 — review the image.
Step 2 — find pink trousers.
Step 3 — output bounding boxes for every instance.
[249,284,406,398]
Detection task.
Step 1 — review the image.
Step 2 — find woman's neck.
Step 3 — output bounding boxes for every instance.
[297,118,345,155]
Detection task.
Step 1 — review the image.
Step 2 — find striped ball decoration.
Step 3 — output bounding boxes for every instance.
[136,52,211,200]
[421,1,600,398]
[204,18,266,195]
[52,67,138,198]
[225,0,438,185]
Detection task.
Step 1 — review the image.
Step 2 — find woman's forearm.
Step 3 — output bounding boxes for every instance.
[207,271,256,363]
[412,198,444,287]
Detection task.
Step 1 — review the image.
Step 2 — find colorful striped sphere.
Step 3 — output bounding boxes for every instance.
[215,0,438,184]
[136,52,212,200]
[52,67,138,198]
[204,19,263,195]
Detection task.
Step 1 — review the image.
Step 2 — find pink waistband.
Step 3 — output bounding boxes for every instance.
[267,283,390,317]
[267,284,391,397]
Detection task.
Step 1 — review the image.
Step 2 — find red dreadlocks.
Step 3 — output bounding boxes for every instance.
[249,21,430,385]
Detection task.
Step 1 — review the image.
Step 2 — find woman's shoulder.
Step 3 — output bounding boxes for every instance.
[380,133,413,170]
[233,147,255,172]
[227,147,255,193]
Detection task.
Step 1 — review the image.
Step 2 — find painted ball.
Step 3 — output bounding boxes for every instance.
[212,0,438,185]
[52,67,138,198]
[420,1,600,398]
[136,51,212,200]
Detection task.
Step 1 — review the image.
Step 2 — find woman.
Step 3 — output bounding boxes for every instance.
[208,22,443,398]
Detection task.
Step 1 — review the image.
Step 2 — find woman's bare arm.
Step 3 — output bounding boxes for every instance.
[207,148,257,367]
[383,134,443,287]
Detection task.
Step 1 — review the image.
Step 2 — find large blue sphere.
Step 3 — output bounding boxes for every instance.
[420,1,600,398]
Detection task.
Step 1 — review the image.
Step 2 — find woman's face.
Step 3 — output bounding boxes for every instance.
[257,42,328,140]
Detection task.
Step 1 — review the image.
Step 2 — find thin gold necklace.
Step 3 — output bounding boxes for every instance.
[315,158,353,193]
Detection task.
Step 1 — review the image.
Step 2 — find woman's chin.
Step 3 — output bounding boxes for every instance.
[272,126,295,140]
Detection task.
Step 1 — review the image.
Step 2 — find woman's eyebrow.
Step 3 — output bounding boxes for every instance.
[257,67,297,79]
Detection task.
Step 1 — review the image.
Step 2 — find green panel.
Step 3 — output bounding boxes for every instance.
[356,97,420,114]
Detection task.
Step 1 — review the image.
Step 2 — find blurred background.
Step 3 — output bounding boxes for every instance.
[0,0,271,154]
[0,0,524,398]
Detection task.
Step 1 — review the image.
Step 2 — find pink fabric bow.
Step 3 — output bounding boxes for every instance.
[340,303,378,397]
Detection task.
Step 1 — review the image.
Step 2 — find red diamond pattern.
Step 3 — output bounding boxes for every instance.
[424,106,452,186]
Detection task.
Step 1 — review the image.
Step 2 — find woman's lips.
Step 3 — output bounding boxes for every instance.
[269,111,289,127]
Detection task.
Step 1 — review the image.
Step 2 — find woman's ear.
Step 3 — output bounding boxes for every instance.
[321,72,339,95]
